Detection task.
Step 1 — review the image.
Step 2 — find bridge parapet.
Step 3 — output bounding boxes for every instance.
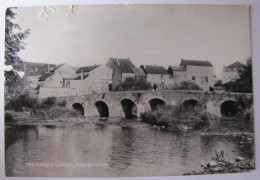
[54,90,253,118]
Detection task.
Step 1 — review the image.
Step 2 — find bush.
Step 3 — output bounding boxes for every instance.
[115,77,152,91]
[43,97,57,107]
[57,100,67,107]
[140,104,214,130]
[174,81,202,91]
[5,93,37,112]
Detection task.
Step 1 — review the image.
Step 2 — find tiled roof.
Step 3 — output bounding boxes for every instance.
[74,74,89,80]
[38,72,54,81]
[226,61,245,68]
[180,59,213,67]
[76,65,100,73]
[169,66,186,71]
[108,58,136,73]
[133,68,146,77]
[141,65,168,75]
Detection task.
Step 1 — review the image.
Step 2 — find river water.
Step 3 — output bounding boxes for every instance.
[5,118,254,177]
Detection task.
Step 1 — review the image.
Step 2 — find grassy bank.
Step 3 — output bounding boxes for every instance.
[5,95,84,125]
[140,104,254,134]
[140,105,214,130]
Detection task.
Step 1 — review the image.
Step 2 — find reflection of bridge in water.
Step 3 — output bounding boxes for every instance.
[51,90,253,119]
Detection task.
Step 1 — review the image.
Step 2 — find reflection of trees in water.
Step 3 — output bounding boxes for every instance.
[109,127,135,175]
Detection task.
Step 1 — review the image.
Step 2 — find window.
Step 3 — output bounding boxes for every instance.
[192,76,196,82]
[205,77,208,83]
[200,76,203,84]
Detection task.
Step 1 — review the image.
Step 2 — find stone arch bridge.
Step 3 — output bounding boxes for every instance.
[54,90,253,118]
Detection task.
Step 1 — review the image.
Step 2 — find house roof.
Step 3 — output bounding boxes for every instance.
[108,58,136,73]
[51,63,65,72]
[38,72,54,81]
[180,59,213,67]
[134,68,146,77]
[76,65,100,73]
[226,61,245,68]
[142,65,168,75]
[74,74,89,80]
[169,66,186,71]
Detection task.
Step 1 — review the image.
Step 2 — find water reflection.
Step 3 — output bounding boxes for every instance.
[5,118,254,177]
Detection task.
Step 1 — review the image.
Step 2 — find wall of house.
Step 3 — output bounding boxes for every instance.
[186,65,215,91]
[55,64,76,78]
[69,65,113,93]
[173,71,187,85]
[146,74,174,89]
[42,73,64,88]
[222,71,239,84]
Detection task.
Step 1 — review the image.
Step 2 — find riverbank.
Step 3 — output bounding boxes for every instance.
[183,150,254,175]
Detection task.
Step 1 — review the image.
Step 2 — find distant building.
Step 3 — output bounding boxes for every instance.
[222,61,244,84]
[106,58,136,90]
[133,68,147,82]
[168,59,215,91]
[66,64,113,93]
[141,65,173,89]
[39,63,76,88]
[23,62,56,95]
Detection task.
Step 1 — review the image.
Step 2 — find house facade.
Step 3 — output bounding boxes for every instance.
[222,61,244,84]
[106,58,136,90]
[168,59,215,91]
[141,65,174,89]
[67,64,113,94]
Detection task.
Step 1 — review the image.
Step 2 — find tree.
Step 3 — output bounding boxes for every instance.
[224,57,252,93]
[175,81,202,91]
[5,8,30,100]
[115,77,152,91]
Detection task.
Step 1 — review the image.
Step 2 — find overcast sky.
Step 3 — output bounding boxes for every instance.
[14,4,251,79]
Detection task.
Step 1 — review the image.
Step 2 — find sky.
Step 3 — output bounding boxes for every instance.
[13,4,251,79]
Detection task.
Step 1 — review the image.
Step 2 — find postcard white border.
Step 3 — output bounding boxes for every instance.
[0,0,259,180]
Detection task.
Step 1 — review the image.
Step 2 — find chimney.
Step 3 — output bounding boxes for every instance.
[81,68,83,80]
[47,64,50,73]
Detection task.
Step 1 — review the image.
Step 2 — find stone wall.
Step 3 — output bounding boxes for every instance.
[53,90,253,119]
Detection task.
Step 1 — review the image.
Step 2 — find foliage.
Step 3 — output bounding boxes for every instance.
[57,99,67,107]
[224,57,252,93]
[5,8,30,101]
[5,93,37,112]
[214,80,223,86]
[140,104,212,129]
[42,97,57,107]
[115,77,152,91]
[174,81,202,91]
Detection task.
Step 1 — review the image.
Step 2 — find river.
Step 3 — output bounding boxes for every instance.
[5,118,254,177]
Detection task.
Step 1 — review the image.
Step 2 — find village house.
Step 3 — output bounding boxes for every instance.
[133,68,147,82]
[23,62,56,95]
[37,63,76,97]
[65,64,113,94]
[222,61,244,84]
[168,59,215,91]
[106,58,136,90]
[140,65,174,89]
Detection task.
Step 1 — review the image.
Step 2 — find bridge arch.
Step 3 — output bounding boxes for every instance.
[182,99,199,111]
[149,98,166,111]
[220,100,238,118]
[95,101,109,118]
[72,103,84,116]
[120,99,137,119]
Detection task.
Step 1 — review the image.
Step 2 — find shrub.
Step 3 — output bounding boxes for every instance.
[5,93,37,112]
[115,77,152,91]
[43,96,57,107]
[57,100,67,107]
[174,81,202,91]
